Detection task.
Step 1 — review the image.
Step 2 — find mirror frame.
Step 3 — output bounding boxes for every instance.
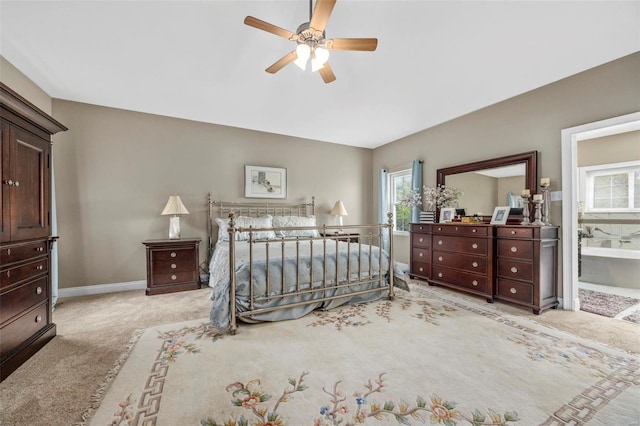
[436,151,538,218]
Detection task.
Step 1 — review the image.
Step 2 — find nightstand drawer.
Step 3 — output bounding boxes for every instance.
[152,271,197,286]
[152,256,194,274]
[143,238,201,295]
[151,248,194,263]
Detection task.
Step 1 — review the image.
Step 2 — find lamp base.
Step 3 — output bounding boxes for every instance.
[169,216,181,239]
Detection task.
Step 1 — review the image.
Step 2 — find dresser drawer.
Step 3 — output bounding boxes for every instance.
[497,259,533,282]
[152,256,195,274]
[411,233,430,248]
[432,266,488,294]
[0,258,48,290]
[0,278,48,324]
[0,302,48,359]
[411,261,430,277]
[496,279,534,304]
[432,224,490,236]
[497,239,533,260]
[496,227,533,239]
[432,235,488,256]
[152,271,197,286]
[0,241,48,266]
[410,223,430,233]
[412,247,430,263]
[433,251,487,274]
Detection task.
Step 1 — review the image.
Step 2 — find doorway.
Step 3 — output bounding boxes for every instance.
[560,111,640,312]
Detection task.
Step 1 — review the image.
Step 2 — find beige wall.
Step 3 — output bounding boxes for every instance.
[373,52,640,290]
[577,130,640,167]
[51,101,372,288]
[0,56,52,114]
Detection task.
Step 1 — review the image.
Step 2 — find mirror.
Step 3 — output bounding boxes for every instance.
[436,151,538,218]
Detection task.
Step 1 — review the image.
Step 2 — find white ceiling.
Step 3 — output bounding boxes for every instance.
[1,1,639,149]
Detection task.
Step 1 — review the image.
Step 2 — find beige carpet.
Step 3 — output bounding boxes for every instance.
[0,282,639,426]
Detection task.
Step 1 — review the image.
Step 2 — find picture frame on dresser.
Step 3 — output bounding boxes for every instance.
[439,208,455,223]
[490,206,510,224]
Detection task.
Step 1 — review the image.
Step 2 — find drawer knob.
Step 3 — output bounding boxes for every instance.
[37,265,44,271]
[170,252,177,258]
[437,227,442,231]
[6,248,10,256]
[419,267,424,272]
[438,240,443,245]
[455,227,459,231]
[36,247,44,252]
[419,238,423,243]
[472,229,477,233]
[35,315,42,323]
[511,266,518,273]
[472,280,478,286]
[419,226,423,230]
[510,288,517,294]
[419,252,423,258]
[36,286,43,295]
[438,256,443,262]
[438,272,443,278]
[511,230,516,235]
[171,274,177,280]
[472,243,478,249]
[171,263,177,269]
[472,261,478,268]
[510,246,518,253]
[6,271,10,278]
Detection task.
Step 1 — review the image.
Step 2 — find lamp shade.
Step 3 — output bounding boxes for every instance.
[161,196,189,215]
[330,200,348,216]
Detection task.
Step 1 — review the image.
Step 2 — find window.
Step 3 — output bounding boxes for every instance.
[580,161,640,212]
[388,169,412,233]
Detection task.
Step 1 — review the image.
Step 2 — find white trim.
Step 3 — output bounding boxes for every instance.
[58,280,146,298]
[561,111,640,312]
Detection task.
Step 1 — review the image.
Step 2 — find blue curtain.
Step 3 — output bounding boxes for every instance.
[378,168,389,251]
[411,160,423,223]
[51,154,58,309]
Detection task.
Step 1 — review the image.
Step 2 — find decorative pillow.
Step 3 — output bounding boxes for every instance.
[215,215,276,241]
[272,215,320,238]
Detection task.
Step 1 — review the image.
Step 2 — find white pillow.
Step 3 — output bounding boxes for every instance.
[215,215,276,241]
[272,215,320,238]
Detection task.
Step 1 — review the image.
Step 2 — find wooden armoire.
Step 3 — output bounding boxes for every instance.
[0,83,67,381]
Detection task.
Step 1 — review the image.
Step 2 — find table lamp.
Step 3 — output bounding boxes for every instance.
[161,195,189,239]
[330,200,348,226]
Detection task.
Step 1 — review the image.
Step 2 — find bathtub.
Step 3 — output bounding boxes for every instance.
[580,246,640,289]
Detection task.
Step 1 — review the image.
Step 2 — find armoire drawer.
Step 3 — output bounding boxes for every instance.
[0,240,48,266]
[0,257,48,290]
[0,277,48,324]
[0,303,48,359]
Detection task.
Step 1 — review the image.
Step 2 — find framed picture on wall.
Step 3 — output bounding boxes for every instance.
[439,207,455,223]
[490,206,510,224]
[245,165,287,199]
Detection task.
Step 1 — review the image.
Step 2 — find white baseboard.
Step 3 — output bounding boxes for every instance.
[58,280,146,298]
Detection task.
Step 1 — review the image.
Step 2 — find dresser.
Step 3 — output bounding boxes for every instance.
[1,83,67,381]
[495,226,559,314]
[409,223,559,314]
[142,238,201,295]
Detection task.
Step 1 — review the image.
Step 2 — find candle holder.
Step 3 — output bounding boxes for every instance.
[540,182,551,225]
[532,198,545,225]
[520,194,531,225]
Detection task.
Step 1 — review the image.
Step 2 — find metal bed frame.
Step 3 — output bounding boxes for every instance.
[206,193,395,334]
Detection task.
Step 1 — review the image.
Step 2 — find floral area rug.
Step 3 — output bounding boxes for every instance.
[87,284,640,425]
[579,288,640,319]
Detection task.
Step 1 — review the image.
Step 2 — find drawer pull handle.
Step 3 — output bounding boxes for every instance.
[438,240,443,245]
[36,286,42,295]
[419,252,423,258]
[472,262,478,268]
[472,280,478,286]
[511,266,518,273]
[438,256,443,262]
[6,271,10,278]
[511,230,516,235]
[419,238,423,243]
[472,243,478,249]
[419,267,424,272]
[510,288,517,294]
[438,272,443,278]
[171,263,177,269]
[6,248,10,256]
[472,229,477,233]
[171,274,177,280]
[36,247,44,252]
[510,246,518,253]
[35,315,42,323]
[170,252,177,258]
[37,265,44,271]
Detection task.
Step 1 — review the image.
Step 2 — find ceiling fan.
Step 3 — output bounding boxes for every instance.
[244,0,378,84]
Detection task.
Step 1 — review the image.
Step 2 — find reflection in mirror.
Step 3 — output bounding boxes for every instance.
[437,151,537,220]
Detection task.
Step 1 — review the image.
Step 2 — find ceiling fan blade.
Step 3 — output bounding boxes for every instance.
[309,0,336,32]
[266,51,297,74]
[327,38,378,51]
[318,63,336,84]
[244,16,294,39]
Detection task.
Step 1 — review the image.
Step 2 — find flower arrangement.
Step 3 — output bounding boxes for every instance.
[397,189,423,208]
[423,185,463,211]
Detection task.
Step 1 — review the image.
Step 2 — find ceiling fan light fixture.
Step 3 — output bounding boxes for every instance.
[311,46,329,72]
[294,43,311,70]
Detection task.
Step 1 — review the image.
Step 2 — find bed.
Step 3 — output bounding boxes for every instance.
[206,194,407,334]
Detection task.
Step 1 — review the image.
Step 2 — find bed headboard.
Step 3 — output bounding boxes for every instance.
[205,193,316,260]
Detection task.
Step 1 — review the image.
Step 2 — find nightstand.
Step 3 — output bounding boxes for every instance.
[320,231,360,243]
[142,238,201,295]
